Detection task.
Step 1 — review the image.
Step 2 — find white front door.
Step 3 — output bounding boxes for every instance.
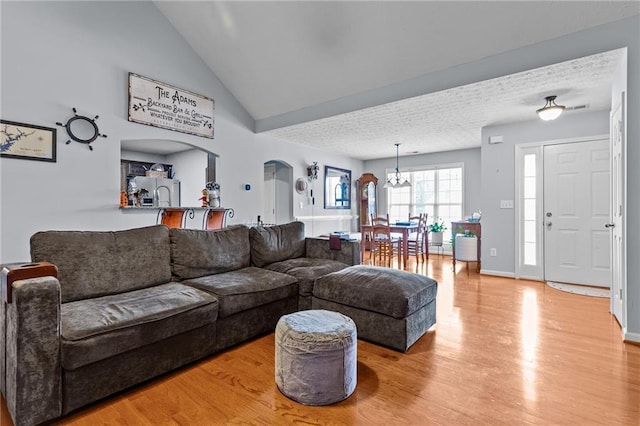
[610,100,624,323]
[263,164,276,224]
[543,139,611,287]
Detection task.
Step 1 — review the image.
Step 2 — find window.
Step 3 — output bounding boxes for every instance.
[516,145,543,280]
[387,165,463,243]
[523,154,537,266]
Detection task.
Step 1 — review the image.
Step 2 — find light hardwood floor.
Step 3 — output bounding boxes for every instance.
[2,254,639,425]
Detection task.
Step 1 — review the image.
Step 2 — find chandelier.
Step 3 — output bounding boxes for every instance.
[383,143,411,188]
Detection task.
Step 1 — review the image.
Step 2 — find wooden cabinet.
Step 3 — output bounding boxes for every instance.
[451,221,481,272]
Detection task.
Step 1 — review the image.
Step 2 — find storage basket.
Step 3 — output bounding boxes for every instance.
[455,235,478,262]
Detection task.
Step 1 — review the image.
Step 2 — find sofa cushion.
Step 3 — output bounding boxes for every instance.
[265,258,349,297]
[170,225,250,280]
[249,222,306,268]
[31,225,172,303]
[182,267,298,318]
[60,282,218,370]
[313,265,437,319]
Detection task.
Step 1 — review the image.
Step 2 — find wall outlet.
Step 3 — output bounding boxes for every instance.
[500,200,514,209]
[490,248,497,257]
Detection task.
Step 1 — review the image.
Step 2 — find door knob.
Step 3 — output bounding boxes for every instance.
[546,221,552,228]
[605,223,615,228]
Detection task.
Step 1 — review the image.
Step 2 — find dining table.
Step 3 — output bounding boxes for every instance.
[360,222,420,269]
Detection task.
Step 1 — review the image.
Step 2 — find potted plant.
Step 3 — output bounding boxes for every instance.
[428,218,447,246]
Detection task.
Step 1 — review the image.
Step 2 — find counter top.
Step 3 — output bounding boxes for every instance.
[120,206,229,210]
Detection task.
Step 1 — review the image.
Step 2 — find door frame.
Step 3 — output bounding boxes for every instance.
[514,134,610,281]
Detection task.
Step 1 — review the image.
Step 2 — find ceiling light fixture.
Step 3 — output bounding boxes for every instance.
[536,95,565,121]
[383,143,411,189]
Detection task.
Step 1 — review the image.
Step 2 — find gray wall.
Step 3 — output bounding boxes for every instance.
[363,147,482,221]
[0,1,362,262]
[480,110,609,275]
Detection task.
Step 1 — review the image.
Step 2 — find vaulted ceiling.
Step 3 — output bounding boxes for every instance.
[155,1,639,160]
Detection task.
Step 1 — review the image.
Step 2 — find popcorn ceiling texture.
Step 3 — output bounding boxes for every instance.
[265,50,623,160]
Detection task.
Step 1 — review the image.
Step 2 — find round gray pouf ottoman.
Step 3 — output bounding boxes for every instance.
[275,309,357,405]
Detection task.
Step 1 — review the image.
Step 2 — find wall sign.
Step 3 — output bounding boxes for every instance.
[128,73,214,139]
[0,119,56,162]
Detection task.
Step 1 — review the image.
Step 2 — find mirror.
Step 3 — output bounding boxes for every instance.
[357,173,378,226]
[120,139,218,208]
[324,165,352,209]
[69,117,98,143]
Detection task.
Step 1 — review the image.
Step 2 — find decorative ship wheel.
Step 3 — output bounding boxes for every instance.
[57,107,107,151]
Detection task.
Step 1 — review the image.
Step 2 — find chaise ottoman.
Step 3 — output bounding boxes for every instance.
[312,265,437,352]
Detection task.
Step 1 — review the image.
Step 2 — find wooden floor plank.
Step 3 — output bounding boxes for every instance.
[2,254,638,425]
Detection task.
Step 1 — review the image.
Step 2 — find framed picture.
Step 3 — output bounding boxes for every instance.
[0,120,56,162]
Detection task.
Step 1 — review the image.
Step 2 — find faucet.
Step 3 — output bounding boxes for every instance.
[154,185,171,207]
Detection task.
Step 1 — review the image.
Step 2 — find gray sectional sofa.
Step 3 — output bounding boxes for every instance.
[0,221,359,426]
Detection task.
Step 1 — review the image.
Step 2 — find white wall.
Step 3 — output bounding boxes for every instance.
[480,110,609,276]
[363,147,482,221]
[0,1,362,261]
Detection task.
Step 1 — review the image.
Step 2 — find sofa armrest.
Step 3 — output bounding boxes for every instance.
[1,276,62,426]
[305,238,361,266]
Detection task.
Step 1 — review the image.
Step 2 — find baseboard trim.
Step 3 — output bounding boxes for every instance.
[480,269,515,278]
[623,330,640,344]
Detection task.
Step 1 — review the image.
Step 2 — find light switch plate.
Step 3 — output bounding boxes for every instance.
[500,200,514,209]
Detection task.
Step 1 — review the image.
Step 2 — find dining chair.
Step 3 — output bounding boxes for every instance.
[361,213,388,255]
[370,213,390,225]
[372,213,404,239]
[406,213,428,263]
[369,223,397,268]
[368,214,403,267]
